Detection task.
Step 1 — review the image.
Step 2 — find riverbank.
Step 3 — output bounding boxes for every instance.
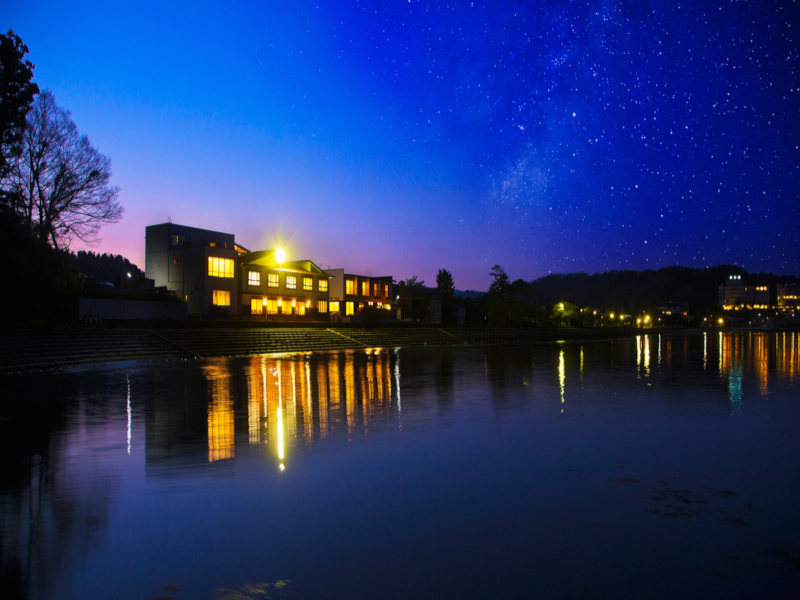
[0,326,700,374]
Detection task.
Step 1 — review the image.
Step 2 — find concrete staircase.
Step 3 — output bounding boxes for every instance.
[0,330,190,373]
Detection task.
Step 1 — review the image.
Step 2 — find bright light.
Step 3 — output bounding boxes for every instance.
[718,318,724,325]
[610,313,615,319]
[126,272,131,278]
[275,248,285,263]
[279,463,285,471]
[559,303,564,309]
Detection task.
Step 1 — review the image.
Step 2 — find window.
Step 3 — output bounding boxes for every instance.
[319,278,328,292]
[318,300,328,313]
[286,275,297,290]
[173,258,182,265]
[171,235,184,246]
[265,299,278,314]
[248,271,260,287]
[346,302,354,316]
[250,299,263,314]
[212,290,230,306]
[373,283,378,297]
[303,277,313,291]
[385,304,391,310]
[330,301,340,313]
[208,257,234,278]
[377,302,382,308]
[267,273,279,288]
[362,281,369,296]
[346,279,355,295]
[209,241,216,247]
[298,304,305,316]
[281,300,292,314]
[384,284,389,298]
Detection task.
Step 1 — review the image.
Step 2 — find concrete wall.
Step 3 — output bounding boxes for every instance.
[79,298,188,321]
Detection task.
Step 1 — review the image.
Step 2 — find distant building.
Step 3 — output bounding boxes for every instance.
[718,275,769,310]
[656,301,689,317]
[396,287,442,324]
[323,269,393,322]
[777,281,800,309]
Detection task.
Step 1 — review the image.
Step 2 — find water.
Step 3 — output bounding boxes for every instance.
[2,332,800,599]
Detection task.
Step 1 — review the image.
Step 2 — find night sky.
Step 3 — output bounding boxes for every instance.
[8,0,798,289]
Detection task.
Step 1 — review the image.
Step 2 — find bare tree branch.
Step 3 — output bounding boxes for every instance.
[9,90,122,248]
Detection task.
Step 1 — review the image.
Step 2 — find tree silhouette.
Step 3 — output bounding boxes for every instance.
[0,30,39,201]
[9,90,122,249]
[436,268,455,297]
[488,265,510,295]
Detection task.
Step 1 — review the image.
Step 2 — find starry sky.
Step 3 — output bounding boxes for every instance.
[7,0,798,289]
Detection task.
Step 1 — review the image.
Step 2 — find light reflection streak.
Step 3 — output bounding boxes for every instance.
[644,335,650,376]
[395,350,402,415]
[126,375,131,455]
[559,350,565,406]
[636,335,642,377]
[658,334,662,366]
[703,332,707,370]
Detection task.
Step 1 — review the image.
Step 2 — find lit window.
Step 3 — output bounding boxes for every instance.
[248,271,260,286]
[346,302,354,316]
[282,300,292,314]
[171,235,184,245]
[319,279,328,292]
[318,300,328,313]
[298,304,305,315]
[373,283,378,296]
[250,299,262,314]
[265,299,278,314]
[173,258,182,265]
[377,302,382,308]
[362,281,369,296]
[385,304,391,310]
[208,257,234,278]
[212,290,230,306]
[286,276,297,290]
[384,284,389,298]
[330,301,340,313]
[267,273,279,288]
[346,280,355,295]
[358,302,364,309]
[303,277,313,291]
[209,241,216,247]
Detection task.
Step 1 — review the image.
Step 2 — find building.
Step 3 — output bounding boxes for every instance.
[323,269,393,322]
[239,251,330,318]
[145,223,239,316]
[777,281,800,309]
[396,287,442,324]
[146,222,390,320]
[656,301,689,317]
[718,275,769,310]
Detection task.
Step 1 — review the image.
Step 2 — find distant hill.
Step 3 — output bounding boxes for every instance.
[60,250,144,282]
[528,265,796,314]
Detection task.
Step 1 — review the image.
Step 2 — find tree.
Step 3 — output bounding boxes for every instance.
[436,268,455,297]
[488,265,510,295]
[10,90,122,249]
[551,301,578,327]
[397,274,425,290]
[0,30,39,196]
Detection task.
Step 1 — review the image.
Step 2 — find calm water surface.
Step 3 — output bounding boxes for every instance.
[2,332,800,599]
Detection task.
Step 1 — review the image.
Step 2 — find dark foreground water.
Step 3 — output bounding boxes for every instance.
[2,332,800,600]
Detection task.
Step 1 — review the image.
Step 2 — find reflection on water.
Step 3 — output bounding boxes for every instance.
[1,333,799,600]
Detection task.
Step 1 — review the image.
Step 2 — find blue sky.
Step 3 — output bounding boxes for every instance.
[7,0,798,289]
